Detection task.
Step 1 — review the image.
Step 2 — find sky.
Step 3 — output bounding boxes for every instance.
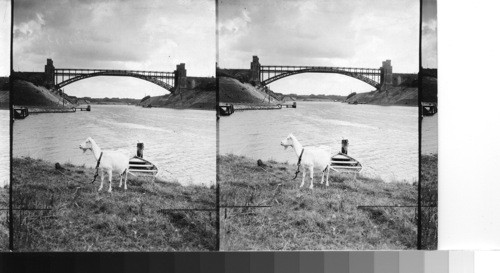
[0,0,10,76]
[12,0,215,99]
[218,0,419,95]
[422,0,437,68]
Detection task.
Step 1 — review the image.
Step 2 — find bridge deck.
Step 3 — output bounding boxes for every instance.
[55,69,174,78]
[261,65,380,72]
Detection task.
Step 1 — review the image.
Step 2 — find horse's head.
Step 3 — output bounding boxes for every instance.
[280,133,295,150]
[79,137,94,153]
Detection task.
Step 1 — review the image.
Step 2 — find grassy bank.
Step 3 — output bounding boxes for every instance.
[0,188,8,251]
[345,86,418,106]
[138,90,215,110]
[421,154,438,249]
[12,80,74,108]
[0,77,9,109]
[0,90,8,110]
[12,157,216,251]
[220,155,418,250]
[219,77,279,105]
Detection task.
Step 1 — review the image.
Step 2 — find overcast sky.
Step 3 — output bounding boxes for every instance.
[12,0,215,98]
[218,0,419,95]
[422,0,437,68]
[0,0,10,76]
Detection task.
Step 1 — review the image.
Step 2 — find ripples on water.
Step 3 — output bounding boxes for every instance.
[0,110,8,188]
[220,101,418,183]
[14,105,216,187]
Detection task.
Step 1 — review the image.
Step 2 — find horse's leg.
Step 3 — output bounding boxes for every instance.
[320,167,325,185]
[119,173,123,188]
[124,170,128,190]
[309,165,314,189]
[98,168,104,192]
[108,169,113,193]
[300,166,306,188]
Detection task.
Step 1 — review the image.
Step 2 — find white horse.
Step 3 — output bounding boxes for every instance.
[280,133,331,189]
[79,137,129,193]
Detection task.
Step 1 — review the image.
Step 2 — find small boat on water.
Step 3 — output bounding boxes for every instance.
[330,152,362,173]
[218,104,235,116]
[13,107,29,119]
[129,156,158,178]
[421,102,437,116]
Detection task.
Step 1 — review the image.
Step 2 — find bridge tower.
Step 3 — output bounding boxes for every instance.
[380,60,393,91]
[174,63,187,94]
[44,58,55,89]
[250,55,261,85]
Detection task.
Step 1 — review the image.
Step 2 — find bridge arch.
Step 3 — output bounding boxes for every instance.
[261,68,381,89]
[55,71,175,91]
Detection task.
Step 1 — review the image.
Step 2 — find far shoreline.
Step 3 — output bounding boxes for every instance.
[220,99,417,109]
[13,103,215,114]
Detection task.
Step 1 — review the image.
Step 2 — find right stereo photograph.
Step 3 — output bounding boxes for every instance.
[420,0,438,250]
[216,0,435,250]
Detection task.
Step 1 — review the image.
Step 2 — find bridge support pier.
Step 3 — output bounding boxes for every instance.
[44,59,55,89]
[380,60,393,91]
[174,63,187,94]
[250,56,261,85]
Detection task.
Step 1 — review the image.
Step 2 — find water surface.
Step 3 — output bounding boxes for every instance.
[422,114,438,155]
[220,101,418,182]
[14,105,215,186]
[0,110,8,188]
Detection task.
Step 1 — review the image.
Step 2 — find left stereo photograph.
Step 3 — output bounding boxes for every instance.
[8,0,217,251]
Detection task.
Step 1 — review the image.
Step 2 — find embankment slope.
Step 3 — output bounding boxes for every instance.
[139,89,215,110]
[138,78,216,110]
[345,75,418,106]
[0,77,9,109]
[12,80,74,108]
[219,77,279,104]
[13,157,216,251]
[346,85,418,106]
[421,76,437,103]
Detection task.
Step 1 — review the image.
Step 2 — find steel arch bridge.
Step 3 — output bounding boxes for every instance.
[54,69,175,91]
[259,66,382,89]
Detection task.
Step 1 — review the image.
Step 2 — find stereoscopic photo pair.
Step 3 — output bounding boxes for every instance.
[0,0,437,251]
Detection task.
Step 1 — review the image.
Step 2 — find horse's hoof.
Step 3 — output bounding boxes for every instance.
[98,187,103,192]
